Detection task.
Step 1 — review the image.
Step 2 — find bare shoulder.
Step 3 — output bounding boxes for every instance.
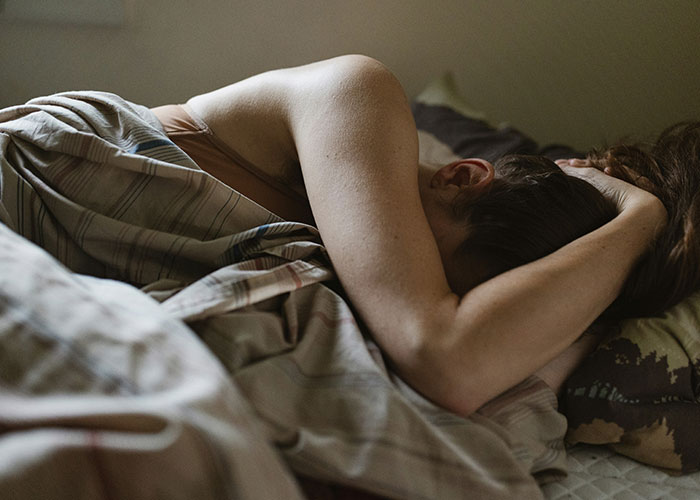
[185,54,404,184]
[290,54,403,95]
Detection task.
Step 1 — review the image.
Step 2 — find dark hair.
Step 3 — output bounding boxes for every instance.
[588,121,700,319]
[450,155,617,294]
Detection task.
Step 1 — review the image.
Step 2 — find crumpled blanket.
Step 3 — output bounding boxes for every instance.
[0,91,567,499]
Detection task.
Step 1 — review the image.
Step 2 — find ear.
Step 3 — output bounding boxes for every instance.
[431,159,495,193]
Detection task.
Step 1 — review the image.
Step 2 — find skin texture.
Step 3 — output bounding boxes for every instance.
[186,55,667,415]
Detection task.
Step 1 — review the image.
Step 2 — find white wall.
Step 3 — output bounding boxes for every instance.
[1,0,699,150]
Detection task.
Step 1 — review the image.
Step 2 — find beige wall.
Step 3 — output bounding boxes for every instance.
[1,0,699,150]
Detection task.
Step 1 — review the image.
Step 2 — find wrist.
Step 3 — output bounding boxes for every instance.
[621,195,667,240]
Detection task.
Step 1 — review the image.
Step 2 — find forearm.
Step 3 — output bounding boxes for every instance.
[405,202,665,416]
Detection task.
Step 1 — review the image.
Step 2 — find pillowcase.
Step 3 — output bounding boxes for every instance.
[411,72,583,163]
[563,291,700,473]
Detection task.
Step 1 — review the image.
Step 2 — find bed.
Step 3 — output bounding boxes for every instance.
[1,78,699,499]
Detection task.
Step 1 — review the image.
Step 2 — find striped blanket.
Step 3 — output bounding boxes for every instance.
[0,91,566,499]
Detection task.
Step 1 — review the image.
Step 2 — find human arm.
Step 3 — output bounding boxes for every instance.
[187,55,666,416]
[556,157,658,195]
[534,328,602,395]
[427,192,664,413]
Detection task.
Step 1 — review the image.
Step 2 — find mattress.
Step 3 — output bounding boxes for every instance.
[543,444,700,499]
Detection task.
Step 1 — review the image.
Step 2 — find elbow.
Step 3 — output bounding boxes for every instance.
[398,330,491,418]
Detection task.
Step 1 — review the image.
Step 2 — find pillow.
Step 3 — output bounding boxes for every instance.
[411,72,583,163]
[563,291,700,473]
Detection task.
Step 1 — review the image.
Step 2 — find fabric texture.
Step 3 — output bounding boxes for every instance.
[0,91,567,499]
[0,222,304,500]
[542,444,700,500]
[151,103,315,225]
[563,292,700,473]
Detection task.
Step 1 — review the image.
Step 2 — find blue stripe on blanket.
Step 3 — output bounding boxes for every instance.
[225,225,273,263]
[128,139,175,154]
[256,224,272,237]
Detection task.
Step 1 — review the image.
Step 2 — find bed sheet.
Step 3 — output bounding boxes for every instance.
[543,444,700,499]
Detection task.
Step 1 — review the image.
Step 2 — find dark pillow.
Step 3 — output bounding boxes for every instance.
[411,73,583,162]
[563,291,700,473]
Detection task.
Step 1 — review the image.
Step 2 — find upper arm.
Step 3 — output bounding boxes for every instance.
[283,56,458,358]
[188,55,457,364]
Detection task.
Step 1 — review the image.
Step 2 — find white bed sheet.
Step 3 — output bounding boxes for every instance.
[544,444,700,499]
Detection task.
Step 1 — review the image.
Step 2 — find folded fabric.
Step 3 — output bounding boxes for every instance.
[0,91,567,499]
[0,221,304,499]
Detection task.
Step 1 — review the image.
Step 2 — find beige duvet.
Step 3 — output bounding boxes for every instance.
[0,91,567,499]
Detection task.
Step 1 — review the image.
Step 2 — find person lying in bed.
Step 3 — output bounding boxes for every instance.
[151,55,667,415]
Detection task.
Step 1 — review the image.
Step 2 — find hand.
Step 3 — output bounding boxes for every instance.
[555,158,666,216]
[556,158,657,194]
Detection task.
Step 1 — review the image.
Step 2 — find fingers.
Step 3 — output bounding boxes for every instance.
[554,157,665,226]
[555,158,597,169]
[610,163,657,193]
[554,159,605,184]
[556,163,608,188]
[555,158,656,194]
[635,176,656,193]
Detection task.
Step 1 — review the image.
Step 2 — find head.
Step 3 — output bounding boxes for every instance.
[420,155,617,295]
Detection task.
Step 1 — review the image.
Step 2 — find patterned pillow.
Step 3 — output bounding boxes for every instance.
[563,291,700,473]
